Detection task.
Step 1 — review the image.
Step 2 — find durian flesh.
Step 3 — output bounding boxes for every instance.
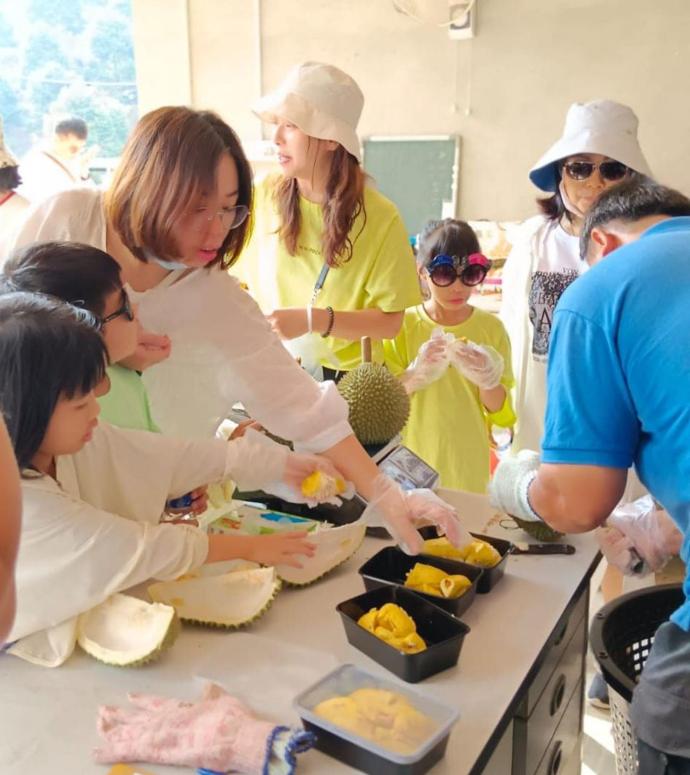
[314,687,438,754]
[77,593,179,667]
[404,562,471,599]
[422,537,502,567]
[357,603,426,654]
[148,563,280,628]
[337,362,411,445]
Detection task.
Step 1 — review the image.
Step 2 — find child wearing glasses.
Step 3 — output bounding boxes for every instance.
[1,241,162,435]
[0,292,350,666]
[384,219,515,494]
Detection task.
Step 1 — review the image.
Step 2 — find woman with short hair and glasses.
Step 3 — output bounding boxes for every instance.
[500,99,652,454]
[8,107,466,557]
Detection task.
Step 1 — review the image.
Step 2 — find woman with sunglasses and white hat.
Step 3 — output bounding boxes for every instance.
[8,105,467,557]
[234,62,422,378]
[501,100,652,453]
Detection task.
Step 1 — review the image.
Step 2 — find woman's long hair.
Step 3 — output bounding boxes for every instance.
[0,292,106,471]
[272,143,367,267]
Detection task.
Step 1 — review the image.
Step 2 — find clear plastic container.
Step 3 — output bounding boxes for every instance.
[295,663,459,775]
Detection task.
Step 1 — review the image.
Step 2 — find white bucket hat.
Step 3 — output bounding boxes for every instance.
[529,99,652,192]
[253,62,364,162]
[0,118,19,169]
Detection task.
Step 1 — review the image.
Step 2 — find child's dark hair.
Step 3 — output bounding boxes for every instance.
[1,242,122,317]
[417,219,481,268]
[0,292,107,471]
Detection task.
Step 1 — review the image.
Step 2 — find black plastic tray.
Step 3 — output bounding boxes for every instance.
[359,546,482,617]
[417,527,513,594]
[337,585,470,683]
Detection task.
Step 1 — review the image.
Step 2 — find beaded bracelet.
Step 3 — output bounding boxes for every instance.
[321,306,335,338]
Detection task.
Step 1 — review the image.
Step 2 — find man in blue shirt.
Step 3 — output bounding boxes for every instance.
[491,180,690,771]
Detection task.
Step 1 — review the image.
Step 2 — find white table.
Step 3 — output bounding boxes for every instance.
[0,490,601,774]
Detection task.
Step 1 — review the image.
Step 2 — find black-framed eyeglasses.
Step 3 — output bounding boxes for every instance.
[188,205,249,233]
[427,253,491,288]
[562,160,629,183]
[100,289,135,327]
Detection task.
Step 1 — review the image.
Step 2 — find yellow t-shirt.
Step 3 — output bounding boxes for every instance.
[233,177,422,371]
[384,305,516,494]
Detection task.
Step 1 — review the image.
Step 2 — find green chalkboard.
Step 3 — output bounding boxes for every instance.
[362,136,460,237]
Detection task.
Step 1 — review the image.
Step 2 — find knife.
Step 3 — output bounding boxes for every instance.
[513,542,576,555]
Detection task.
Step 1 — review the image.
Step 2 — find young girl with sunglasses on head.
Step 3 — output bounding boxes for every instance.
[0,293,356,666]
[384,219,515,494]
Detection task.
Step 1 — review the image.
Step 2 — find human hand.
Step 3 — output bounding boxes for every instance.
[362,474,471,554]
[189,486,208,516]
[94,682,314,773]
[449,339,503,390]
[403,329,452,394]
[229,418,264,439]
[119,326,172,371]
[266,308,309,340]
[489,450,541,521]
[247,530,316,568]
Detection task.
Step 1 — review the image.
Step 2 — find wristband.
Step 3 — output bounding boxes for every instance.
[321,306,335,338]
[306,304,313,334]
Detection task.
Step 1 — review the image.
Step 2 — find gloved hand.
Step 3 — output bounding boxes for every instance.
[93,683,314,775]
[489,450,542,522]
[597,496,683,576]
[230,428,351,507]
[449,338,504,390]
[362,474,472,554]
[402,328,453,394]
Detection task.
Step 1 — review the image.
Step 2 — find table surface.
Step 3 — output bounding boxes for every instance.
[0,490,601,775]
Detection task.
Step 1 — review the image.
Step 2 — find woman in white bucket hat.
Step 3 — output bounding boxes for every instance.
[500,99,652,454]
[234,62,421,378]
[0,118,29,263]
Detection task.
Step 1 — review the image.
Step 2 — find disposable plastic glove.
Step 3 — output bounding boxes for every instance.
[232,428,351,507]
[403,328,453,394]
[597,495,683,576]
[489,450,542,522]
[362,474,472,554]
[449,338,504,390]
[93,683,314,775]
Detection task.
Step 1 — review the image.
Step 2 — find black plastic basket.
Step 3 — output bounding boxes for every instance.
[589,583,684,774]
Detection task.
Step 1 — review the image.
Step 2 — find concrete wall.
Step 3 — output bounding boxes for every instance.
[132,0,690,221]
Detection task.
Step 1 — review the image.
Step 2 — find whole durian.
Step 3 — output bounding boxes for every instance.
[337,337,410,445]
[511,515,564,542]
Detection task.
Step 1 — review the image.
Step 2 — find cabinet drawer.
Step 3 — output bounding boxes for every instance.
[514,621,586,775]
[534,681,583,775]
[517,589,587,719]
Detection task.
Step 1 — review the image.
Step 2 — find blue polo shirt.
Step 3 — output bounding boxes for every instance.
[542,217,690,631]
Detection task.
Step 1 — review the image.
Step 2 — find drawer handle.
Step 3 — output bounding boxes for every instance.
[550,674,567,717]
[548,740,563,775]
[553,619,568,647]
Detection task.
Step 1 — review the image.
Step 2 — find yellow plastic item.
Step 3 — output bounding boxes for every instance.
[315,687,437,754]
[422,537,502,567]
[403,562,472,599]
[357,603,426,653]
[300,470,346,499]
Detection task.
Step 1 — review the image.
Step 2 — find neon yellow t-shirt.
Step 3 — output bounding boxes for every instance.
[233,177,422,371]
[384,305,516,494]
[98,364,160,433]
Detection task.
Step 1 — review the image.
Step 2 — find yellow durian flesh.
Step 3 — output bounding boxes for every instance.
[439,575,472,599]
[423,537,502,568]
[403,561,471,599]
[300,470,346,500]
[314,687,438,755]
[356,603,426,653]
[404,562,448,588]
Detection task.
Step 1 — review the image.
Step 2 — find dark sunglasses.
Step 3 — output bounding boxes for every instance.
[562,160,629,183]
[99,289,135,327]
[427,253,491,288]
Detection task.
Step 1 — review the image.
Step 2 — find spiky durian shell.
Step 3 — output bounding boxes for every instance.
[277,520,366,586]
[148,565,281,629]
[512,515,564,542]
[77,594,179,667]
[337,362,410,445]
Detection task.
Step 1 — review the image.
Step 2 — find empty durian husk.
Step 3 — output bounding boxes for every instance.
[511,515,564,542]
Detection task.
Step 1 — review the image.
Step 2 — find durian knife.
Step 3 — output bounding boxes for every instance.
[513,542,576,555]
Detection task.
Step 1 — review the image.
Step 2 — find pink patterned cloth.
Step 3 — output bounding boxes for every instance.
[94,683,280,773]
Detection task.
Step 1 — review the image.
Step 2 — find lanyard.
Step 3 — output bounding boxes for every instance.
[311,262,330,304]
